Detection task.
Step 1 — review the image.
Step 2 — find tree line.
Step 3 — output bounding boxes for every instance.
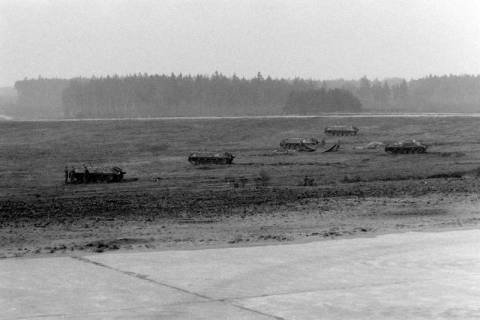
[284,88,361,114]
[61,72,319,118]
[323,75,480,112]
[11,73,480,119]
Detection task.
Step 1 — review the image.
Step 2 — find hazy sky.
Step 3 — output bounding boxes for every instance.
[1,0,480,86]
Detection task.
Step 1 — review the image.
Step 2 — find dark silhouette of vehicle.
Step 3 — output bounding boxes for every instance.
[66,166,126,184]
[280,138,319,152]
[323,143,340,152]
[324,126,359,136]
[384,140,427,154]
[188,152,235,165]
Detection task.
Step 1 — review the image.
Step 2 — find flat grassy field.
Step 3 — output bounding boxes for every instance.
[2,116,480,257]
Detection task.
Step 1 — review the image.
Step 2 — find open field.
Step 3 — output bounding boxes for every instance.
[1,116,480,257]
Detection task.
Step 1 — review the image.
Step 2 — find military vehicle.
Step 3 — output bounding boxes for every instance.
[66,166,126,184]
[324,126,359,136]
[384,140,427,154]
[279,138,319,152]
[323,143,340,152]
[188,152,235,165]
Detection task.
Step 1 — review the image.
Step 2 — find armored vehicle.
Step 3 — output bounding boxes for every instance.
[323,143,340,152]
[324,126,359,136]
[66,166,126,184]
[188,152,235,165]
[384,140,427,154]
[280,138,319,152]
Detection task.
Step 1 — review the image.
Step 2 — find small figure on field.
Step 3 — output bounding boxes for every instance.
[83,165,90,183]
[64,166,69,184]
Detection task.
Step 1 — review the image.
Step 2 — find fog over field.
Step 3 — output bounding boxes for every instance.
[2,0,480,84]
[1,0,480,119]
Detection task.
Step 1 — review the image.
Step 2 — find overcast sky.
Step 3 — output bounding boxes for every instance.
[1,0,480,86]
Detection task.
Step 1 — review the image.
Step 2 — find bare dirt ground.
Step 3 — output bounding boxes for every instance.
[1,116,480,258]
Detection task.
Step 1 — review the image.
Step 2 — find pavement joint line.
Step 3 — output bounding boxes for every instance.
[6,313,68,320]
[71,255,212,301]
[223,277,445,301]
[70,255,285,320]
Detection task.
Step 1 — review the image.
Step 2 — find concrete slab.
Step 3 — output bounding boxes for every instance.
[0,257,207,319]
[90,230,480,300]
[234,276,480,319]
[24,301,274,320]
[1,230,480,319]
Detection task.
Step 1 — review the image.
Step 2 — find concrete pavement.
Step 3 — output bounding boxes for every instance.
[1,230,480,319]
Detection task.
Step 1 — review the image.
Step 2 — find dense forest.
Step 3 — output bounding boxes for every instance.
[6,73,480,119]
[407,75,480,112]
[62,72,317,118]
[285,88,361,114]
[323,75,480,112]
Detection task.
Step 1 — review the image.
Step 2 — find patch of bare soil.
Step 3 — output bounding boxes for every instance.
[2,177,480,258]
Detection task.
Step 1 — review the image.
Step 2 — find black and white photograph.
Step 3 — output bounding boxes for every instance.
[1,0,480,318]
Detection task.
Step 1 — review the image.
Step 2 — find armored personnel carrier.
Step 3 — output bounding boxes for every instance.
[279,138,319,152]
[324,126,359,136]
[66,166,126,184]
[384,140,427,154]
[188,152,235,165]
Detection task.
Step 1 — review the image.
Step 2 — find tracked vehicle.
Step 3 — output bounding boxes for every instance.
[66,166,126,184]
[188,152,235,165]
[325,126,359,136]
[280,138,319,152]
[384,140,427,154]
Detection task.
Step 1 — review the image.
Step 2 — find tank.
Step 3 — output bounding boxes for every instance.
[384,140,427,154]
[188,152,235,165]
[66,166,126,184]
[279,138,319,152]
[324,126,359,136]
